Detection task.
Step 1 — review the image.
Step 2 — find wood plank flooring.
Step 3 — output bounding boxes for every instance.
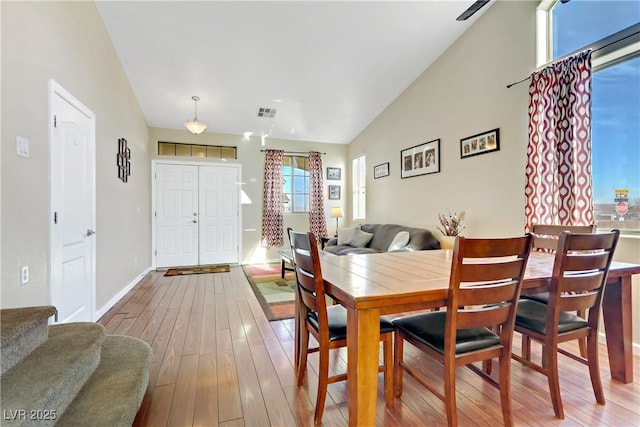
[98,267,640,426]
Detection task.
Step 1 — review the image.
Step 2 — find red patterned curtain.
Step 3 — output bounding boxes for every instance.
[261,150,285,247]
[308,151,328,238]
[524,50,593,232]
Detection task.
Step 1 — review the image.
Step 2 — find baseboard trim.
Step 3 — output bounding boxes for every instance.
[95,266,152,320]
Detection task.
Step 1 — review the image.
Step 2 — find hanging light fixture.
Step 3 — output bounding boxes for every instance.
[184,96,207,135]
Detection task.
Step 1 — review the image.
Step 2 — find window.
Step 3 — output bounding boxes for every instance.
[283,155,309,213]
[352,154,366,220]
[540,0,640,233]
[157,142,237,159]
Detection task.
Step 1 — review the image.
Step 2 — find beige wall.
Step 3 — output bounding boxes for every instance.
[1,2,152,313]
[148,128,348,263]
[348,1,640,348]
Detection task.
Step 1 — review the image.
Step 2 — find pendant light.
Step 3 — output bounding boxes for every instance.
[185,96,207,135]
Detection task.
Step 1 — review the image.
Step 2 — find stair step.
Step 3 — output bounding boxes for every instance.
[1,323,105,427]
[1,306,57,375]
[54,335,152,426]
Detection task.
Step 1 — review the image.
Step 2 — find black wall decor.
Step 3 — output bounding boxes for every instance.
[117,138,131,182]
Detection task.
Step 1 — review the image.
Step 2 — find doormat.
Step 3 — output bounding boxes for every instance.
[242,263,296,321]
[164,264,230,276]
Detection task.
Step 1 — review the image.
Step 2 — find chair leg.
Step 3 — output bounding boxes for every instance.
[586,331,605,405]
[393,333,404,398]
[314,346,330,425]
[577,309,588,357]
[544,343,564,419]
[383,333,394,406]
[497,353,514,427]
[297,328,310,386]
[443,359,457,427]
[521,334,531,361]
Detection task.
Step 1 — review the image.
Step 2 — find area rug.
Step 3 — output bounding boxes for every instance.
[164,264,230,276]
[242,263,296,321]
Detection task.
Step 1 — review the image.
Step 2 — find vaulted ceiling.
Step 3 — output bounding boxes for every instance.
[96,1,492,144]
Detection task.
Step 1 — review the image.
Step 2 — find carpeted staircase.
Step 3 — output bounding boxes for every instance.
[1,306,151,426]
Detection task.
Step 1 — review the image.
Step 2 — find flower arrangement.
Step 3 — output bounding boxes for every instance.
[437,211,465,236]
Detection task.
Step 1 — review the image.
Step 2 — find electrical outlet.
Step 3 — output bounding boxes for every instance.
[21,266,29,285]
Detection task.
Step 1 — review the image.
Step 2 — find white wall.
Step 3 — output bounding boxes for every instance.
[1,1,152,313]
[347,0,640,348]
[148,128,348,263]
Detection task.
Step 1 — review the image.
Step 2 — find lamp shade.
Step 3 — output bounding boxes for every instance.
[330,207,344,218]
[185,120,207,135]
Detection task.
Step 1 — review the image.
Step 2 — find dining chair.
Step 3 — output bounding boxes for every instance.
[287,229,395,425]
[512,230,619,419]
[392,234,533,427]
[526,224,596,357]
[531,224,596,252]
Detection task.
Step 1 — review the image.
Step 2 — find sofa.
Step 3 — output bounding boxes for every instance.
[323,223,441,255]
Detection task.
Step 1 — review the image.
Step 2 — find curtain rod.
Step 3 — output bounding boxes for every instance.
[260,149,326,155]
[506,26,640,89]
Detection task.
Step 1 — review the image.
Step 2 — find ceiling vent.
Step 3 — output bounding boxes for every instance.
[257,107,277,118]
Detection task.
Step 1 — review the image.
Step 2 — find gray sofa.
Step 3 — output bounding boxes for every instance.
[323,223,441,255]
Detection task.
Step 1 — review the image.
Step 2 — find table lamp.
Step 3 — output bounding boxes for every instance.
[330,207,344,237]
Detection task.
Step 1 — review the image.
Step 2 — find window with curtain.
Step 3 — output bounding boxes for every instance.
[283,155,310,213]
[352,154,366,220]
[538,0,640,234]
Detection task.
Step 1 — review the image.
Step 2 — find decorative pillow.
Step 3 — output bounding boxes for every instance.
[337,227,357,245]
[388,231,411,251]
[347,227,374,248]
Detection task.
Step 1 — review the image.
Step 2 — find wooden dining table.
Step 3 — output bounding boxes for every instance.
[309,249,640,427]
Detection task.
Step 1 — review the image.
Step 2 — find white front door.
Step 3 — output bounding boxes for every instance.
[50,82,95,323]
[156,164,199,268]
[199,166,239,264]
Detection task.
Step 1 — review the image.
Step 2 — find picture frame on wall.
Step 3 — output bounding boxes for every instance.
[400,139,440,179]
[374,162,390,179]
[327,167,341,180]
[328,185,341,200]
[460,128,500,159]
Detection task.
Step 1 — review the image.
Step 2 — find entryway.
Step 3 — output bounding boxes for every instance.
[153,161,241,268]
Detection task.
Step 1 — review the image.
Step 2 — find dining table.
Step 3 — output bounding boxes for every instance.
[307,248,640,427]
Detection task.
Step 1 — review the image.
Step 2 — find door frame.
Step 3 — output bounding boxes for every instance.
[49,80,97,322]
[151,159,243,269]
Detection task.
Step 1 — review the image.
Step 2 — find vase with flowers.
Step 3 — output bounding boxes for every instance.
[437,210,465,249]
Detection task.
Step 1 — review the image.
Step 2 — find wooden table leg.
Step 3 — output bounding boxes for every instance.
[347,307,380,427]
[602,276,633,383]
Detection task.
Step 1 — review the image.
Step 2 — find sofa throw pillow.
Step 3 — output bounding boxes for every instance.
[387,231,410,251]
[347,227,374,248]
[337,227,357,245]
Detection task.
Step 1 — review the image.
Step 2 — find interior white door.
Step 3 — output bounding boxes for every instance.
[155,164,199,267]
[199,166,239,264]
[50,86,95,323]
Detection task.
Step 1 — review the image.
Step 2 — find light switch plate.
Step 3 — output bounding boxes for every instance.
[17,136,29,158]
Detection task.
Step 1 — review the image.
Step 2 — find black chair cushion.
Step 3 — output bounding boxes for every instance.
[307,305,394,341]
[391,311,500,355]
[515,299,588,334]
[522,292,549,303]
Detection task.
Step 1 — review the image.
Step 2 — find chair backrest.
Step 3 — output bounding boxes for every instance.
[547,230,619,327]
[288,229,329,324]
[446,235,534,350]
[532,224,596,252]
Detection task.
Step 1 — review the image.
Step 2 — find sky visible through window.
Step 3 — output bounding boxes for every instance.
[553,0,640,206]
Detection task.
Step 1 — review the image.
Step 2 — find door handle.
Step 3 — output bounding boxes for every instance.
[86,229,96,237]
[192,220,197,223]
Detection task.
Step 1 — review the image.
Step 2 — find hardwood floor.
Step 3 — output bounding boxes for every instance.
[98,267,640,426]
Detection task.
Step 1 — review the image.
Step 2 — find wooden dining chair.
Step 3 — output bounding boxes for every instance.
[392,234,533,427]
[526,224,596,357]
[288,229,395,425]
[512,230,619,419]
[531,224,596,252]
